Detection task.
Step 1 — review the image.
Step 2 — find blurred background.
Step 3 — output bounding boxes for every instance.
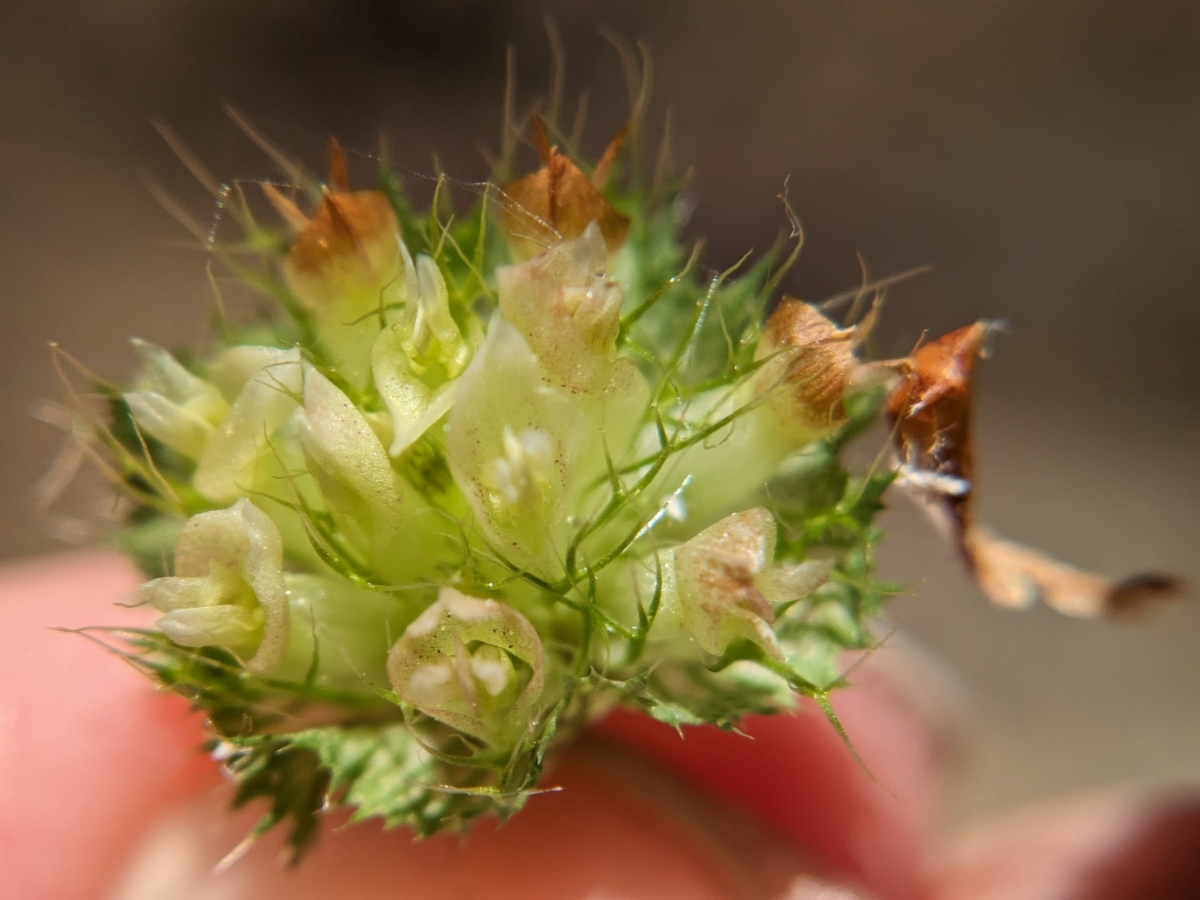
[2,0,1197,828]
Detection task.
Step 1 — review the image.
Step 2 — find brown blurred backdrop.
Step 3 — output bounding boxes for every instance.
[2,0,1197,826]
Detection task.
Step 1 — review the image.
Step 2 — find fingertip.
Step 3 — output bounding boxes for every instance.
[592,646,959,900]
[0,552,217,900]
[112,741,821,900]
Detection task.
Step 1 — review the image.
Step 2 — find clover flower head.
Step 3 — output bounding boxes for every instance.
[53,75,1174,860]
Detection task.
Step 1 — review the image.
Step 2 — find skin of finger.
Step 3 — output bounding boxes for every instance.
[112,739,843,900]
[927,789,1200,900]
[0,552,217,900]
[0,552,924,900]
[592,654,948,900]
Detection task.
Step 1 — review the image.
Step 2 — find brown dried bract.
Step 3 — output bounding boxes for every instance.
[886,323,985,523]
[887,323,1182,619]
[758,299,857,434]
[270,139,401,313]
[286,190,397,279]
[754,297,896,443]
[500,117,630,260]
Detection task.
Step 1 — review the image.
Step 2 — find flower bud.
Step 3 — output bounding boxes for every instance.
[281,142,402,316]
[283,189,400,310]
[497,222,624,393]
[753,298,878,446]
[405,253,471,376]
[444,318,576,567]
[654,300,894,531]
[371,327,459,458]
[123,339,227,458]
[386,588,545,748]
[295,363,418,578]
[277,140,409,386]
[446,230,648,571]
[748,296,902,448]
[206,344,298,401]
[671,508,832,659]
[371,252,472,456]
[139,498,288,671]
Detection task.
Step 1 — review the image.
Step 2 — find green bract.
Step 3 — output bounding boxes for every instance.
[76,126,902,860]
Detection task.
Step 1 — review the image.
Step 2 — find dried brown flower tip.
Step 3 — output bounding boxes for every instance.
[500,116,630,259]
[277,138,402,314]
[887,322,1182,618]
[753,297,889,443]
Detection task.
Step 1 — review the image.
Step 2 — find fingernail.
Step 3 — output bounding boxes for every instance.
[784,874,876,898]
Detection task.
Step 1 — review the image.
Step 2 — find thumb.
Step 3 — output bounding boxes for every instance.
[0,552,216,900]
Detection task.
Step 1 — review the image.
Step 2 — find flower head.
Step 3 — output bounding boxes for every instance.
[64,97,1157,860]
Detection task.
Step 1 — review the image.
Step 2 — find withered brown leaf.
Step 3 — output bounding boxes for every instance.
[886,323,1182,618]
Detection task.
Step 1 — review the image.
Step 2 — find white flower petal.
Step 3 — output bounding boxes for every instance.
[124,390,214,458]
[162,499,289,672]
[157,604,261,651]
[194,349,302,504]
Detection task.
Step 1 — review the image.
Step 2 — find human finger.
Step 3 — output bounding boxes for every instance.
[112,735,876,900]
[927,788,1200,900]
[112,654,955,900]
[0,552,216,900]
[594,645,962,900]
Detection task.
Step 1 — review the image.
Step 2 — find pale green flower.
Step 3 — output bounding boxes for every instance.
[193,347,302,504]
[123,339,227,458]
[670,508,833,660]
[139,498,288,672]
[387,587,546,753]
